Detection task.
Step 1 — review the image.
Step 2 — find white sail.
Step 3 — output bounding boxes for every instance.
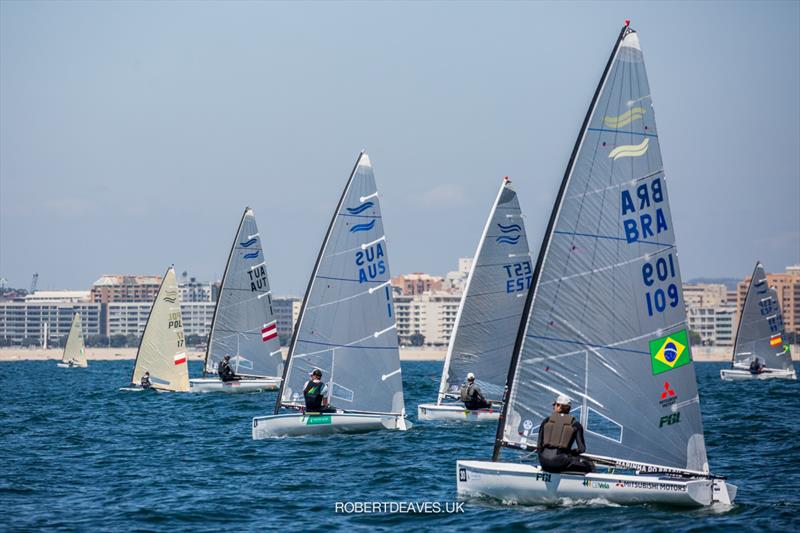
[61,312,87,367]
[131,267,189,391]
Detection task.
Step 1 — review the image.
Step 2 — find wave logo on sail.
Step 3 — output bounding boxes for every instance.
[496,223,521,245]
[163,289,178,304]
[608,138,649,160]
[240,238,257,248]
[649,329,691,375]
[604,106,645,128]
[243,251,260,259]
[346,201,375,215]
[350,219,376,233]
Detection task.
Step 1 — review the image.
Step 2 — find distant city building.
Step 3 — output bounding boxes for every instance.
[178,277,214,303]
[444,257,472,293]
[90,275,162,303]
[736,265,800,336]
[391,273,444,296]
[273,297,302,341]
[23,290,91,303]
[686,304,736,347]
[0,302,102,346]
[682,283,728,308]
[395,291,461,347]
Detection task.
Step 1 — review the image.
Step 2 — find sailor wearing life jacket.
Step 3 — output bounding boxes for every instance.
[303,368,336,413]
[459,372,491,410]
[536,394,595,474]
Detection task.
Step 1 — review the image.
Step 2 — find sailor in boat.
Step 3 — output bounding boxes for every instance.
[303,368,336,414]
[459,373,491,410]
[218,355,240,382]
[140,371,152,390]
[537,395,594,474]
[749,357,765,375]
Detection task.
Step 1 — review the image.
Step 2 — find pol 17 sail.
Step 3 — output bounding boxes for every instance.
[438,177,532,403]
[732,262,794,371]
[496,25,709,474]
[204,208,282,378]
[276,152,405,415]
[130,267,189,392]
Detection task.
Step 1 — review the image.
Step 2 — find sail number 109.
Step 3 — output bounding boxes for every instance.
[642,253,679,316]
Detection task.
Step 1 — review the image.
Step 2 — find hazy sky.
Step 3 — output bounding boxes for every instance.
[1,1,798,294]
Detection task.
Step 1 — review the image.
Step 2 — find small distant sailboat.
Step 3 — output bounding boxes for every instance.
[252,151,411,438]
[122,266,189,392]
[56,312,87,368]
[418,177,532,422]
[721,262,796,380]
[457,23,736,506]
[189,208,283,392]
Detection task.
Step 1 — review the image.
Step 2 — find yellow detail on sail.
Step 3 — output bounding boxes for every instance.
[608,138,649,160]
[603,106,646,128]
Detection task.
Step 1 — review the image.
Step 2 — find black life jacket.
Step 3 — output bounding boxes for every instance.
[540,413,576,451]
[141,376,151,389]
[304,380,325,411]
[459,383,474,402]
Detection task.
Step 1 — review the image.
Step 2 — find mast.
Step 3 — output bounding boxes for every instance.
[274,152,367,414]
[492,23,631,462]
[130,266,172,385]
[730,261,759,368]
[203,207,250,376]
[436,178,511,404]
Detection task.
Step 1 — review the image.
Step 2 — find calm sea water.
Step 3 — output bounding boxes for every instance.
[1,360,798,531]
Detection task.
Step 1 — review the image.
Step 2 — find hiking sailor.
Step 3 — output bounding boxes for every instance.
[460,372,491,410]
[218,355,239,382]
[303,369,336,413]
[749,357,765,375]
[140,371,152,390]
[537,394,595,474]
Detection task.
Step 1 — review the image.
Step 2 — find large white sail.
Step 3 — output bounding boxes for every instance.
[204,208,282,378]
[276,152,404,415]
[61,312,87,367]
[131,267,189,392]
[495,26,709,474]
[732,262,794,371]
[437,177,532,403]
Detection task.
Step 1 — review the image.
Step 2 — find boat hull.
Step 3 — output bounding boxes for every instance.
[189,377,280,393]
[252,412,411,439]
[417,402,501,422]
[57,363,87,368]
[456,460,736,507]
[720,368,796,380]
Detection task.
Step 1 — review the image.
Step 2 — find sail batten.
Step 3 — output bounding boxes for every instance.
[204,208,282,378]
[732,262,794,371]
[495,26,709,473]
[276,153,404,415]
[437,178,532,404]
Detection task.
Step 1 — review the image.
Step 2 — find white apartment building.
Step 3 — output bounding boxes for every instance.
[395,291,461,346]
[444,257,473,293]
[686,303,737,347]
[0,301,102,345]
[272,297,302,340]
[106,301,215,337]
[682,283,728,307]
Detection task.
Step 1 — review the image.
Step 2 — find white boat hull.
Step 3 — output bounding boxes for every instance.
[417,402,501,422]
[252,411,411,439]
[456,460,736,507]
[720,368,796,380]
[57,363,87,368]
[189,377,280,393]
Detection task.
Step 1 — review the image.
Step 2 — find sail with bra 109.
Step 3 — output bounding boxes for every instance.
[498,27,708,473]
[204,208,282,378]
[732,262,794,371]
[277,152,404,415]
[438,178,532,403]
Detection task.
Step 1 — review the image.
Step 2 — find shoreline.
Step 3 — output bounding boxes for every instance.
[1,346,797,362]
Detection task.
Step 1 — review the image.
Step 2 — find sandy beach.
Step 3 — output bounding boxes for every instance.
[1,346,796,363]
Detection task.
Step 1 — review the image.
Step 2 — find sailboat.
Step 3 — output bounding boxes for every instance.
[721,262,796,380]
[122,266,190,392]
[252,151,410,438]
[56,312,87,368]
[457,23,736,506]
[418,177,532,422]
[189,208,283,392]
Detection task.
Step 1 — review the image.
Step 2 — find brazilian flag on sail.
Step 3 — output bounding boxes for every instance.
[649,329,692,375]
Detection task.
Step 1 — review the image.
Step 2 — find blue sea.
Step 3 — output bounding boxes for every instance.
[1,360,798,531]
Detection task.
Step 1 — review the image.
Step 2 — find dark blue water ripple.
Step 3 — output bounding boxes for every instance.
[0,361,798,531]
